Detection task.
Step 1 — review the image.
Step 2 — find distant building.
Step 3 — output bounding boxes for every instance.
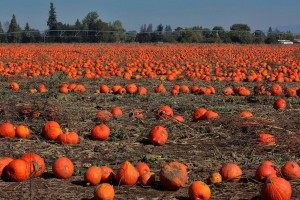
[293,39,300,43]
[278,40,294,44]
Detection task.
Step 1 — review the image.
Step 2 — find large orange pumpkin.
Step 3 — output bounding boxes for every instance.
[159,161,188,190]
[21,153,45,178]
[116,161,140,185]
[261,176,292,200]
[4,159,31,181]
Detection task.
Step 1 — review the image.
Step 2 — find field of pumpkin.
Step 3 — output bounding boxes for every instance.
[0,43,300,199]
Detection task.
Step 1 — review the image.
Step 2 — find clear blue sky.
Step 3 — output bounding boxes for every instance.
[0,0,299,32]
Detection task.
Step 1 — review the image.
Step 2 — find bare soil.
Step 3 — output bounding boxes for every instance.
[0,76,300,200]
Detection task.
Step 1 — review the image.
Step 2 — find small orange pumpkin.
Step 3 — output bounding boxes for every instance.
[9,82,19,91]
[91,124,110,141]
[281,161,300,180]
[111,107,123,116]
[94,183,115,200]
[220,163,242,182]
[192,108,207,121]
[95,110,113,122]
[149,125,168,146]
[0,122,15,138]
[100,166,115,183]
[139,171,155,186]
[56,129,79,144]
[188,181,211,200]
[209,172,222,184]
[52,157,74,179]
[157,105,174,119]
[15,125,30,139]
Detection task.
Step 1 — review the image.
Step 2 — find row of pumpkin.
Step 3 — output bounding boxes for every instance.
[0,153,297,200]
[8,81,300,97]
[1,104,280,146]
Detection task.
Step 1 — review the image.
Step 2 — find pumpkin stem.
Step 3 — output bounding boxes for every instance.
[65,128,69,134]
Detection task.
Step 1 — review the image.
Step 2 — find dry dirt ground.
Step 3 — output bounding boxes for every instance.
[0,76,300,200]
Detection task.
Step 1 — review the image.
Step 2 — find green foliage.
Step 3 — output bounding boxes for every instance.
[47,2,58,31]
[7,14,21,43]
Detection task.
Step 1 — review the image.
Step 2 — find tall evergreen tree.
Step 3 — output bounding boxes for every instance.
[8,14,21,43]
[47,2,58,30]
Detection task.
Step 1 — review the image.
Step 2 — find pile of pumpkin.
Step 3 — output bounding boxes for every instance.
[0,154,298,199]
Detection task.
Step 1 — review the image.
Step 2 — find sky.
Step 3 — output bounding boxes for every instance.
[0,0,300,32]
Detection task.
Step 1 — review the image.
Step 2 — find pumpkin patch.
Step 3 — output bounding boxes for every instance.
[0,43,299,199]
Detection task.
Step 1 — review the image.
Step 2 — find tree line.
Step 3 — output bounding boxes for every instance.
[0,2,296,44]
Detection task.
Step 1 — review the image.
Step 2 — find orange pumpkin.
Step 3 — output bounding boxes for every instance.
[149,125,168,146]
[44,126,63,140]
[281,161,300,180]
[159,161,188,190]
[116,161,140,185]
[91,124,110,141]
[9,82,19,91]
[222,87,234,95]
[139,171,155,186]
[273,98,286,110]
[95,110,113,122]
[111,107,123,116]
[270,84,282,96]
[157,105,174,119]
[238,111,253,118]
[100,84,110,93]
[137,87,147,95]
[125,83,138,94]
[21,153,45,178]
[0,122,15,138]
[258,133,276,145]
[209,172,222,184]
[255,161,278,182]
[100,166,115,183]
[94,183,115,200]
[220,163,242,182]
[52,157,74,179]
[192,108,207,121]
[42,121,60,134]
[0,157,14,177]
[15,125,30,138]
[56,130,79,144]
[128,109,144,119]
[136,162,151,176]
[4,159,31,181]
[173,115,185,123]
[202,110,219,120]
[84,166,102,186]
[188,181,211,200]
[261,176,292,200]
